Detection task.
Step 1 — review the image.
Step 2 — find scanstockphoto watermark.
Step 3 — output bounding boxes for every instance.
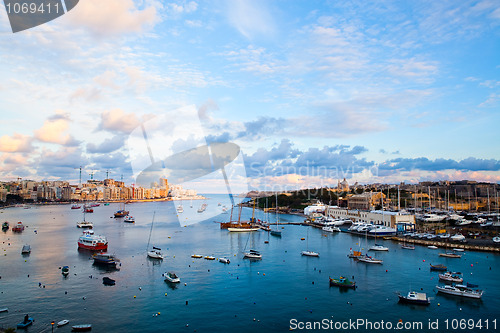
[249,162,379,181]
[289,318,425,331]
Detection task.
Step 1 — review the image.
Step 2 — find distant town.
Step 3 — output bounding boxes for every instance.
[0,177,203,204]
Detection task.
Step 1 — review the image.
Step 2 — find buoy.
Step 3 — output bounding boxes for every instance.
[158,312,160,315]
[186,301,188,305]
[139,287,142,290]
[165,293,167,296]
[263,273,265,276]
[134,296,136,298]
[184,283,187,286]
[438,303,440,306]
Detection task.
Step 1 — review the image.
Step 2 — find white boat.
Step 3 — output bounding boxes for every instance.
[304,201,326,215]
[244,250,262,259]
[57,319,69,327]
[76,221,93,228]
[322,226,340,232]
[439,252,462,258]
[197,203,207,213]
[219,257,230,264]
[427,245,438,249]
[357,254,383,264]
[368,225,397,236]
[227,227,260,232]
[450,233,466,242]
[436,284,483,299]
[0,308,8,313]
[369,244,389,251]
[398,291,430,305]
[452,248,465,252]
[204,255,216,260]
[493,236,500,243]
[163,272,180,283]
[421,214,446,222]
[177,205,184,213]
[401,244,415,250]
[439,272,463,283]
[124,215,135,223]
[21,244,31,254]
[301,250,319,257]
[146,212,163,260]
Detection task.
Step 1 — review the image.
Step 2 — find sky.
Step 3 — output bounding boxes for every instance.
[0,0,499,192]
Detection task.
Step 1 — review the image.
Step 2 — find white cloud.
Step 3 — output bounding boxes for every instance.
[34,112,80,146]
[99,109,142,134]
[226,0,276,39]
[0,134,33,153]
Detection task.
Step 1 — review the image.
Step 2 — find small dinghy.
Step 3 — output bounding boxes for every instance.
[57,319,70,327]
[17,315,34,328]
[102,277,116,286]
[0,308,8,313]
[72,324,92,331]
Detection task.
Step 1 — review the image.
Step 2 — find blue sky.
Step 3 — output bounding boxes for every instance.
[0,0,499,191]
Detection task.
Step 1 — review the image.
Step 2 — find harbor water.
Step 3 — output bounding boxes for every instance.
[0,196,499,332]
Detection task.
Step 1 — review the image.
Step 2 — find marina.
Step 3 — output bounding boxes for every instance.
[0,199,499,332]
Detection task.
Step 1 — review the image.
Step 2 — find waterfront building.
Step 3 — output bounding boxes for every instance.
[326,206,415,230]
[347,192,385,210]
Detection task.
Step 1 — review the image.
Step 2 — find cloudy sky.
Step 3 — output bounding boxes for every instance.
[0,0,499,191]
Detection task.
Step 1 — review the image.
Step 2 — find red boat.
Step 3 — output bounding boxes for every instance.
[71,205,81,209]
[12,222,25,232]
[78,230,108,251]
[84,208,94,213]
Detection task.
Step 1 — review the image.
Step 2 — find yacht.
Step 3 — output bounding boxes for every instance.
[436,285,483,299]
[438,272,463,283]
[369,244,389,251]
[368,225,397,236]
[301,250,320,257]
[322,226,340,232]
[398,291,430,305]
[357,254,383,264]
[78,230,108,251]
[244,249,262,259]
[450,233,466,242]
[147,247,163,260]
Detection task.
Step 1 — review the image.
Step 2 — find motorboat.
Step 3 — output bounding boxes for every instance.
[450,233,466,242]
[0,308,8,313]
[244,249,262,259]
[17,316,34,328]
[147,247,163,260]
[301,250,320,257]
[368,225,397,236]
[398,291,430,305]
[322,226,340,232]
[357,254,383,264]
[77,220,93,228]
[163,272,180,283]
[21,244,31,254]
[71,324,92,331]
[439,252,462,258]
[71,204,81,209]
[401,244,415,250]
[92,253,119,266]
[191,254,202,258]
[369,244,389,251]
[78,230,108,251]
[177,205,184,213]
[197,203,207,213]
[204,255,216,260]
[427,245,438,249]
[436,284,483,299]
[329,276,356,289]
[12,221,24,232]
[57,319,69,327]
[1,221,9,230]
[439,272,463,283]
[493,236,500,243]
[102,277,116,285]
[61,266,70,276]
[219,257,230,264]
[124,215,135,223]
[228,227,260,232]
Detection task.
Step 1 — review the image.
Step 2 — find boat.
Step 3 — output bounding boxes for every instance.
[57,319,69,327]
[146,212,163,259]
[77,210,93,228]
[71,204,81,209]
[114,203,129,218]
[92,253,119,266]
[0,308,8,313]
[357,253,383,264]
[368,225,397,236]
[21,244,31,254]
[224,199,260,232]
[493,236,500,243]
[430,264,447,271]
[450,233,466,242]
[270,194,282,237]
[347,249,362,258]
[197,203,207,213]
[17,315,34,328]
[244,249,262,259]
[204,255,216,260]
[177,204,184,213]
[427,245,438,249]
[102,277,116,285]
[84,207,93,213]
[219,257,230,264]
[2,221,9,230]
[439,272,463,283]
[124,215,135,223]
[163,272,180,283]
[301,250,320,257]
[71,324,92,331]
[329,276,356,289]
[78,230,108,251]
[12,221,24,232]
[436,284,483,299]
[191,254,202,258]
[228,227,260,232]
[104,203,110,206]
[401,244,415,250]
[369,244,389,251]
[452,248,465,252]
[398,291,430,305]
[61,266,70,276]
[322,226,340,232]
[439,252,462,258]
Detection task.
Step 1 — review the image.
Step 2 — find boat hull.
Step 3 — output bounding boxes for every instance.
[398,295,430,305]
[78,242,108,251]
[436,286,482,299]
[228,227,260,232]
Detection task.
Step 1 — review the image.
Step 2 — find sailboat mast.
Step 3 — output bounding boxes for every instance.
[146,212,156,251]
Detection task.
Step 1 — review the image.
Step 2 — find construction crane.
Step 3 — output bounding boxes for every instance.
[74,166,82,187]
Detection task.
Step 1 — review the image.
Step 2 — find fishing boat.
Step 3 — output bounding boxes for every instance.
[369,244,389,251]
[204,255,216,260]
[329,276,356,289]
[17,315,34,328]
[102,277,116,285]
[71,204,81,209]
[436,284,483,299]
[439,272,463,283]
[430,264,447,271]
[219,257,230,264]
[322,226,340,232]
[124,215,135,223]
[244,249,262,259]
[12,221,24,232]
[92,253,119,266]
[78,230,108,251]
[191,254,202,258]
[439,252,462,258]
[1,221,8,230]
[357,253,383,264]
[71,324,92,331]
[398,291,430,305]
[347,249,362,258]
[61,266,70,276]
[84,207,93,213]
[57,319,69,327]
[114,203,129,218]
[163,272,180,283]
[146,212,163,259]
[21,244,31,254]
